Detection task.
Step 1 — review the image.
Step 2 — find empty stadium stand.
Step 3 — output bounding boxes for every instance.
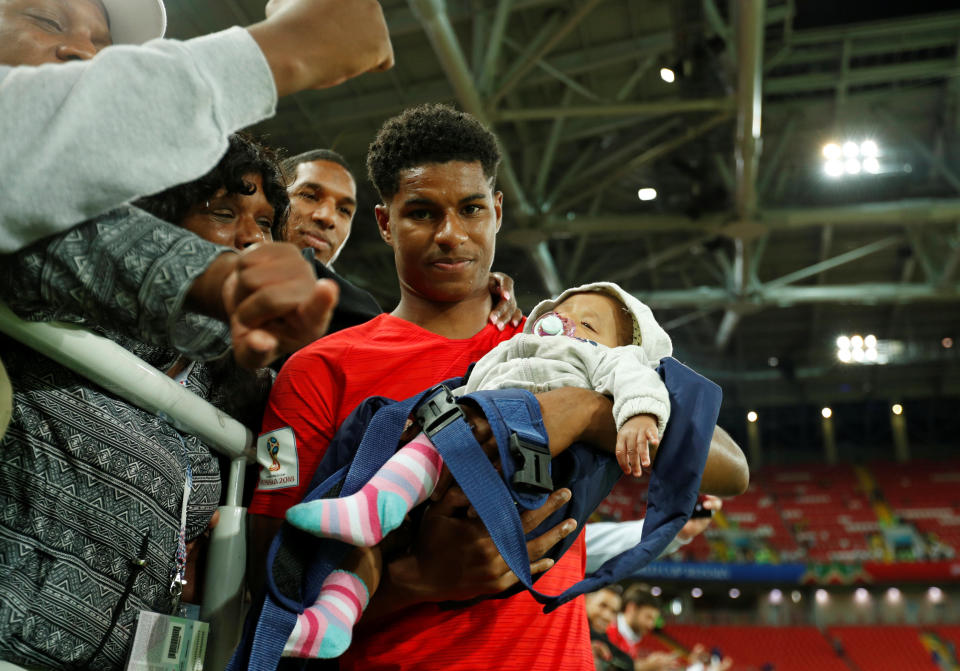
[654,625,950,671]
[597,458,960,564]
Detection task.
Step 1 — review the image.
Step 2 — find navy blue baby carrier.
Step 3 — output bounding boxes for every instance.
[229,357,721,671]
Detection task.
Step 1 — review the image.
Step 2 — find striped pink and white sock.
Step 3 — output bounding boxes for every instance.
[285,433,443,546]
[282,569,369,659]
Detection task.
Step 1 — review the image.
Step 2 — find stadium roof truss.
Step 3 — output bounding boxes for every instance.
[166,0,960,405]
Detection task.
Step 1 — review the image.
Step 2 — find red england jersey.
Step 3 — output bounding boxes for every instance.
[249,313,594,671]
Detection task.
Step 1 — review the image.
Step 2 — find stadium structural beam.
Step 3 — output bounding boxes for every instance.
[538,198,960,236]
[633,282,960,309]
[503,38,602,102]
[490,0,605,105]
[492,98,735,121]
[763,236,903,290]
[875,107,960,194]
[477,0,515,94]
[936,225,960,287]
[534,88,574,205]
[718,0,765,351]
[550,112,731,213]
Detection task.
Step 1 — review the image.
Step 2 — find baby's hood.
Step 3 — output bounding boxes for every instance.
[524,281,673,361]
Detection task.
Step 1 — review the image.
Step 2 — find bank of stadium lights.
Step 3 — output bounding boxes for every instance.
[892,404,903,416]
[637,187,657,201]
[691,587,703,599]
[747,411,758,423]
[822,139,881,178]
[836,334,881,364]
[821,407,833,419]
[660,67,675,83]
[651,586,662,597]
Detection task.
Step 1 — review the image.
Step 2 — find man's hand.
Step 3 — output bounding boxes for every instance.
[677,495,722,542]
[249,0,394,97]
[385,486,577,605]
[487,272,523,331]
[188,244,338,369]
[616,414,659,477]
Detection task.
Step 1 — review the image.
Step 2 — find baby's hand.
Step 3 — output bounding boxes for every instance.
[616,414,659,477]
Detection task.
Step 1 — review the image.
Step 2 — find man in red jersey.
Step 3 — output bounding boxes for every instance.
[248,103,749,671]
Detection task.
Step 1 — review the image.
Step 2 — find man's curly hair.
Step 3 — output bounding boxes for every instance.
[366,104,502,202]
[135,133,290,239]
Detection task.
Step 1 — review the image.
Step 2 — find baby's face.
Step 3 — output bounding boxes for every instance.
[551,292,625,348]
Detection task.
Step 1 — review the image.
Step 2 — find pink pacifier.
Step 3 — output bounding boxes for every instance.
[533,311,575,337]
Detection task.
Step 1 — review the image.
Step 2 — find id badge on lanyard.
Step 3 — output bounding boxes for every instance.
[126,459,210,670]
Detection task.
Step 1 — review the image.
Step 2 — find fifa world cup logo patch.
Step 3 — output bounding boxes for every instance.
[267,436,282,471]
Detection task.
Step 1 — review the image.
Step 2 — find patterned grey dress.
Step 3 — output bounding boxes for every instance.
[0,207,237,669]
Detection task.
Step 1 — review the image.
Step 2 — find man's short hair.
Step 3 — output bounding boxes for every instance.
[135,133,289,237]
[366,103,502,202]
[280,149,353,184]
[622,583,661,611]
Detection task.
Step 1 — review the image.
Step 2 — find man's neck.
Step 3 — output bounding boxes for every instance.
[391,291,493,339]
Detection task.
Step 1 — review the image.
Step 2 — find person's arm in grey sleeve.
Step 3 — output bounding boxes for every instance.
[0,27,276,253]
[0,205,233,361]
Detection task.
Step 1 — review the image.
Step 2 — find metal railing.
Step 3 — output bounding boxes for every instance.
[0,302,259,670]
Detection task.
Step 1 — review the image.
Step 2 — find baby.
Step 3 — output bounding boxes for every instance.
[280,281,672,658]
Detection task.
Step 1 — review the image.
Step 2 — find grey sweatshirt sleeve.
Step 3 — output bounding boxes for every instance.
[0,27,277,253]
[590,345,671,435]
[0,205,234,361]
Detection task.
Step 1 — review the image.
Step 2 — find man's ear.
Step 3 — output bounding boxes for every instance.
[493,191,503,234]
[375,204,392,245]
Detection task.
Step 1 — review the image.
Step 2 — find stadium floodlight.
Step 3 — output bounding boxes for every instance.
[671,599,683,615]
[747,411,758,423]
[821,407,833,419]
[928,587,943,603]
[886,587,902,603]
[815,589,829,604]
[637,187,657,201]
[791,590,802,603]
[651,586,662,597]
[660,67,675,83]
[854,588,870,604]
[729,588,741,599]
[892,404,903,415]
[691,587,703,598]
[824,159,844,178]
[837,332,886,365]
[821,139,881,179]
[769,589,783,604]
